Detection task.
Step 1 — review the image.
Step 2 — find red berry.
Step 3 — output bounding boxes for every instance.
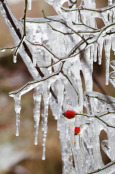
[74,127,80,135]
[65,110,75,119]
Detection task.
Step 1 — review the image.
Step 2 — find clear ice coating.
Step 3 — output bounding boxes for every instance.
[0,0,115,173]
[41,82,50,160]
[13,54,17,63]
[13,94,21,136]
[33,87,41,145]
[28,0,32,10]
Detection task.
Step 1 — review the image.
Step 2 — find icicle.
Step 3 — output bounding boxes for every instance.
[33,52,37,67]
[108,0,112,5]
[97,37,104,65]
[13,54,17,63]
[14,94,21,136]
[90,45,94,73]
[28,0,32,10]
[50,78,64,120]
[102,11,109,26]
[111,34,115,52]
[109,10,113,24]
[56,80,64,120]
[104,36,111,85]
[58,115,74,174]
[81,48,93,92]
[33,87,41,145]
[41,82,50,160]
[93,42,97,62]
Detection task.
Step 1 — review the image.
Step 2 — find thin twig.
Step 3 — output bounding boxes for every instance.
[9,64,63,96]
[87,161,115,174]
[61,70,79,103]
[61,3,115,13]
[99,111,115,117]
[42,10,88,45]
[0,46,17,52]
[85,94,115,106]
[97,22,115,40]
[13,0,28,60]
[48,23,74,35]
[13,36,25,59]
[73,9,99,33]
[38,44,88,69]
[72,21,98,31]
[26,39,61,60]
[78,112,115,129]
[23,0,28,36]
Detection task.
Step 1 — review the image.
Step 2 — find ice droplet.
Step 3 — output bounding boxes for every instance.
[13,54,17,63]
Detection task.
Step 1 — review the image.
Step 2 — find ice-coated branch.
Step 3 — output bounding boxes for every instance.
[48,23,74,35]
[97,22,115,39]
[26,39,61,60]
[13,36,25,63]
[0,46,17,52]
[99,111,115,117]
[27,36,91,65]
[61,3,115,13]
[85,93,115,106]
[0,0,33,65]
[95,116,115,128]
[77,113,115,129]
[72,21,98,31]
[0,0,58,102]
[9,65,62,97]
[88,161,115,174]
[61,70,79,101]
[13,0,28,63]
[24,0,28,36]
[44,11,115,37]
[42,10,89,44]
[0,0,39,79]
